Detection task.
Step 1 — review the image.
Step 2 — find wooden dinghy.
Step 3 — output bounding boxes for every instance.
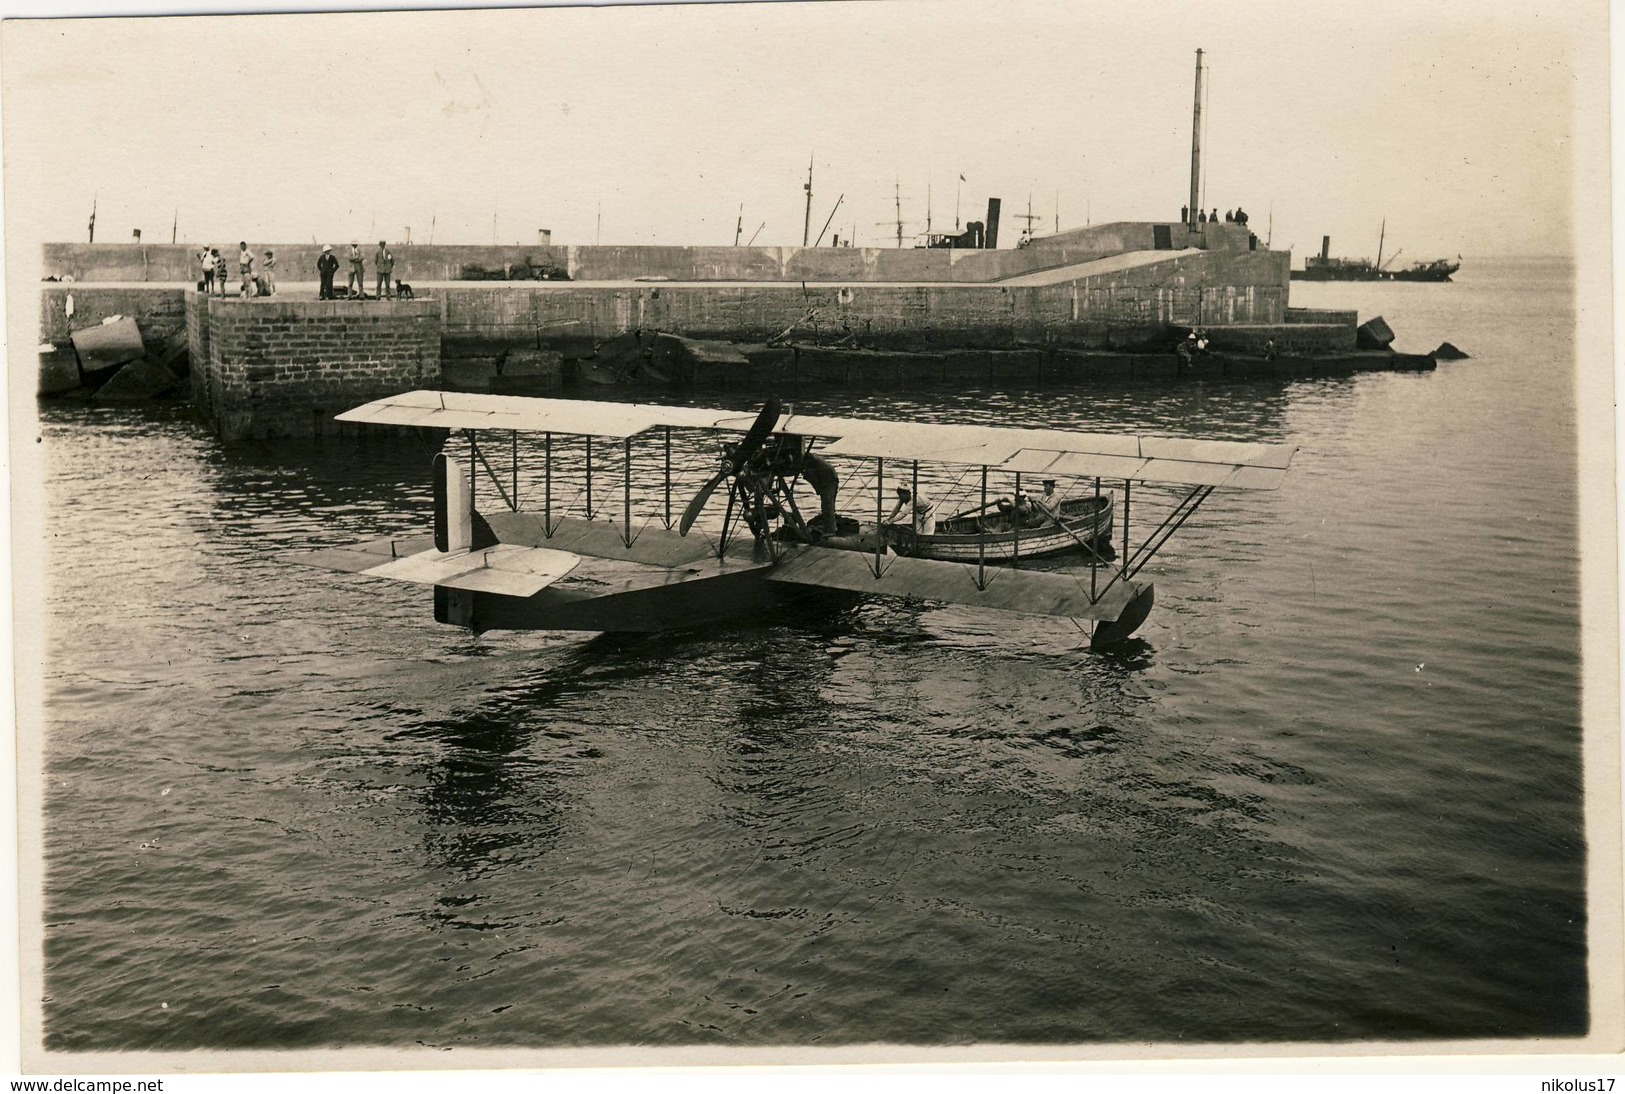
[886,495,1114,563]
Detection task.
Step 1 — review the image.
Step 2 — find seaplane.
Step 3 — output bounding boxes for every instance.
[282,390,1296,647]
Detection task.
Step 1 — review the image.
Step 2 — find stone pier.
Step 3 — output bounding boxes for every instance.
[185,292,441,440]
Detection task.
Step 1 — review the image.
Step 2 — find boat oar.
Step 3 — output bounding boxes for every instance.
[945,497,1006,521]
[1035,500,1112,563]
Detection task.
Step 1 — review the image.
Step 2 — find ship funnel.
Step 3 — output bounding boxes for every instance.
[1321,236,1331,261]
[985,198,1001,248]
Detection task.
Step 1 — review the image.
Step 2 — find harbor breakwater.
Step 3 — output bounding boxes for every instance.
[34,222,1433,441]
[41,221,1261,285]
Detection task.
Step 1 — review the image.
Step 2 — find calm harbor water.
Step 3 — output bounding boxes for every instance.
[36,256,1587,1051]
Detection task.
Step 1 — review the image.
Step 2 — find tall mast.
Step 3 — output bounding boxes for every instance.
[802,153,814,247]
[1188,49,1205,225]
[1376,218,1386,267]
[894,179,903,248]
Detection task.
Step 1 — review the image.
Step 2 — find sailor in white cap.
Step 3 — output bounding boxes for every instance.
[317,244,340,300]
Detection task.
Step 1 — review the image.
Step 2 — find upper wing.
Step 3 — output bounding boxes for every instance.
[336,389,762,437]
[339,391,1294,490]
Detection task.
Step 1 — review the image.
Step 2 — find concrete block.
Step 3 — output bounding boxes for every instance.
[444,359,501,390]
[1356,316,1395,349]
[941,350,990,382]
[797,347,851,385]
[71,315,144,375]
[1075,354,1135,381]
[1224,357,1282,381]
[502,348,564,376]
[1174,355,1224,382]
[93,357,180,401]
[987,350,1043,383]
[38,344,82,396]
[1132,355,1179,381]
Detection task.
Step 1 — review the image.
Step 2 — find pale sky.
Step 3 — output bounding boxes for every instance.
[0,0,1601,260]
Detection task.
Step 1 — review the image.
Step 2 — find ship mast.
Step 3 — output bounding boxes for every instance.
[1188,49,1205,226]
[1015,192,1041,244]
[802,153,814,247]
[1376,218,1386,268]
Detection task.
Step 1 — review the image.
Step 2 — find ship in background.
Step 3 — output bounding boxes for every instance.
[1292,222,1462,282]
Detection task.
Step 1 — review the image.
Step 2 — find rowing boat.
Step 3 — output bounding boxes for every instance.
[884,495,1114,562]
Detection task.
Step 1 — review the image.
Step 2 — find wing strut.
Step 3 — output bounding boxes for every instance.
[663,427,674,530]
[466,431,517,512]
[977,465,988,591]
[622,436,634,547]
[543,431,554,536]
[874,457,887,578]
[1089,482,1216,607]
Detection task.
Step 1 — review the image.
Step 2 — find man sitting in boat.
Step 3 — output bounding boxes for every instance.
[994,490,1045,528]
[887,486,937,534]
[1030,480,1061,524]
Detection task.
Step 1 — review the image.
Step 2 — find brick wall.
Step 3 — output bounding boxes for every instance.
[185,290,213,414]
[194,297,441,440]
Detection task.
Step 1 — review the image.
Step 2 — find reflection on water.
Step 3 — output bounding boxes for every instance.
[36,258,1586,1049]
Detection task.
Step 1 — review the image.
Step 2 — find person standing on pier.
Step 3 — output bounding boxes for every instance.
[347,243,365,298]
[237,242,255,297]
[200,247,215,294]
[1180,205,1189,224]
[262,251,277,295]
[374,240,394,300]
[317,244,339,300]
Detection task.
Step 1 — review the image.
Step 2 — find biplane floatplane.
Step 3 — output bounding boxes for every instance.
[283,390,1296,648]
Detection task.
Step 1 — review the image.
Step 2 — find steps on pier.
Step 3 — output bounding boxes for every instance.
[994,248,1199,286]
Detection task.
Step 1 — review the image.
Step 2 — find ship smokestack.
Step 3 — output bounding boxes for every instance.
[985,198,1001,248]
[1189,49,1205,229]
[1321,235,1331,261]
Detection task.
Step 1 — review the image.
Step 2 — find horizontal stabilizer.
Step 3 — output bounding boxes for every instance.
[766,546,1145,622]
[282,539,580,597]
